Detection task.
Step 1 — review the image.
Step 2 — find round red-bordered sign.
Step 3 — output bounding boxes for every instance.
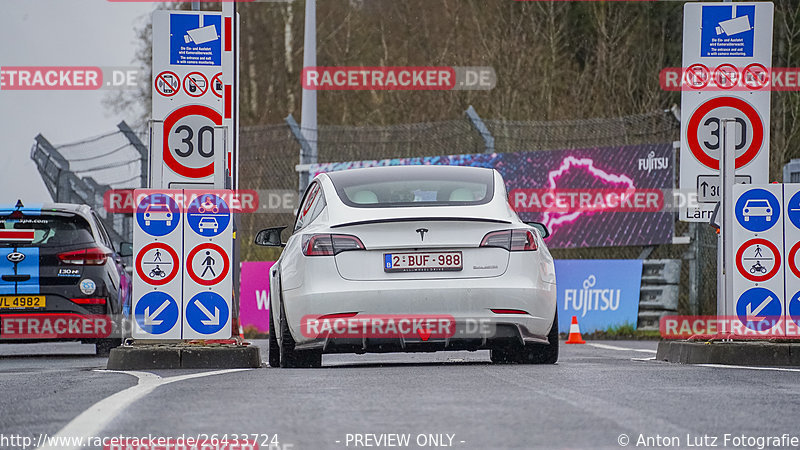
[687,96,764,171]
[183,72,209,98]
[743,63,769,90]
[788,241,800,279]
[154,71,179,97]
[685,64,710,89]
[736,238,781,282]
[187,243,230,286]
[135,242,180,286]
[713,64,738,89]
[211,73,223,98]
[162,105,222,179]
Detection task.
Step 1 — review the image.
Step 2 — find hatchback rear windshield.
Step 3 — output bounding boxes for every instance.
[328,166,494,208]
[0,213,95,247]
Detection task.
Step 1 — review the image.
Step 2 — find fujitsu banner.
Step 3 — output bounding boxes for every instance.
[555,260,643,333]
[310,143,674,249]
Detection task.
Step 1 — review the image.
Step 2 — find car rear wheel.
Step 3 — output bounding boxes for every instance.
[490,310,559,364]
[278,301,322,368]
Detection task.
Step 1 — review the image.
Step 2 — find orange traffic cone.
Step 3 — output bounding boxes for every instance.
[565,316,586,344]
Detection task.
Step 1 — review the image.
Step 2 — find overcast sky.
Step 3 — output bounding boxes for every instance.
[0,0,158,205]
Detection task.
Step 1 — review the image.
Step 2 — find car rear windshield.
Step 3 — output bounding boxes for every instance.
[328,166,494,208]
[0,213,95,247]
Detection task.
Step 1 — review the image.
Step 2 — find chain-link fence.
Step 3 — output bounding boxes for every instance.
[30,122,147,247]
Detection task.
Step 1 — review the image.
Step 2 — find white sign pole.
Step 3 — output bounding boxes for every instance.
[721,119,737,331]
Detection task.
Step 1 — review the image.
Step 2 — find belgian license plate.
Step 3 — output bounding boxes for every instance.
[0,296,46,309]
[384,252,463,272]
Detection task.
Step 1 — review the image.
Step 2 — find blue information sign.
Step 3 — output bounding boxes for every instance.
[186,291,229,335]
[786,191,800,230]
[735,188,780,233]
[701,5,755,58]
[135,291,179,335]
[736,287,782,331]
[170,14,221,66]
[186,194,230,237]
[136,193,180,237]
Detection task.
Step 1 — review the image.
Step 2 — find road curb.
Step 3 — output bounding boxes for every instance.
[106,345,262,370]
[656,340,800,366]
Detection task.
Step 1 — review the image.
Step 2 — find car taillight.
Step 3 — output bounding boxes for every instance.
[480,230,537,251]
[71,298,106,305]
[302,234,365,256]
[58,247,108,265]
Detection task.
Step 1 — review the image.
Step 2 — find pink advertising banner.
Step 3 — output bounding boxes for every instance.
[239,261,273,333]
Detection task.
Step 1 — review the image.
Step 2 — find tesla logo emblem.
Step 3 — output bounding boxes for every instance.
[7,252,25,263]
[416,228,429,241]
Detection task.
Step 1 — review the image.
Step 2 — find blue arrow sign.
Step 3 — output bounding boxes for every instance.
[134,291,179,335]
[186,194,230,237]
[136,193,180,237]
[735,188,780,233]
[736,287,782,331]
[186,291,229,334]
[788,291,800,329]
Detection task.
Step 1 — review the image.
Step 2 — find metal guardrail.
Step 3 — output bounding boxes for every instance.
[638,259,682,330]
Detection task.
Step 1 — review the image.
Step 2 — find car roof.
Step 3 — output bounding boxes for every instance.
[323,164,495,186]
[0,203,93,216]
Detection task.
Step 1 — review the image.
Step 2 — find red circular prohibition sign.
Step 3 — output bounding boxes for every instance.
[163,105,222,179]
[687,96,764,171]
[187,242,230,286]
[736,238,781,282]
[135,242,180,286]
[788,241,800,279]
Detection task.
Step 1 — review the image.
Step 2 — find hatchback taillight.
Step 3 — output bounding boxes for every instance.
[480,230,537,251]
[58,247,109,265]
[302,234,365,256]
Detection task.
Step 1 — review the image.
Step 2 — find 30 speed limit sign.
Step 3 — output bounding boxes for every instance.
[150,106,226,188]
[679,2,773,222]
[163,105,221,179]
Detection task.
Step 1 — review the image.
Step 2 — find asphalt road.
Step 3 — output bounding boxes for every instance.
[1,340,799,450]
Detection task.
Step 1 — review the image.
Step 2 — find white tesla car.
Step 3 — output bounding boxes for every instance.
[256,165,557,368]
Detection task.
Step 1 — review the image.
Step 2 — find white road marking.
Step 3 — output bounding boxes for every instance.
[586,342,657,354]
[695,363,800,373]
[37,368,249,450]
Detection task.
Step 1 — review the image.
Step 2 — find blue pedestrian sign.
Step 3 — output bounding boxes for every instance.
[736,287,782,331]
[186,291,229,335]
[170,14,221,66]
[136,193,180,237]
[735,188,780,233]
[186,194,230,237]
[135,291,179,335]
[701,5,755,58]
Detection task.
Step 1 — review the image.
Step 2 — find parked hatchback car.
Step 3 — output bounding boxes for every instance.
[0,202,132,355]
[256,165,557,368]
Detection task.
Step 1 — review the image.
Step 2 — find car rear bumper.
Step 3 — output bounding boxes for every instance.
[282,275,557,348]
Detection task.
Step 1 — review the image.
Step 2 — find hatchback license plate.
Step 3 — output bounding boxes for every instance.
[384,252,462,272]
[0,296,45,309]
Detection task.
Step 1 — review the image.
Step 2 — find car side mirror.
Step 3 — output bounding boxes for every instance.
[255,227,287,247]
[119,242,133,257]
[526,222,550,239]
